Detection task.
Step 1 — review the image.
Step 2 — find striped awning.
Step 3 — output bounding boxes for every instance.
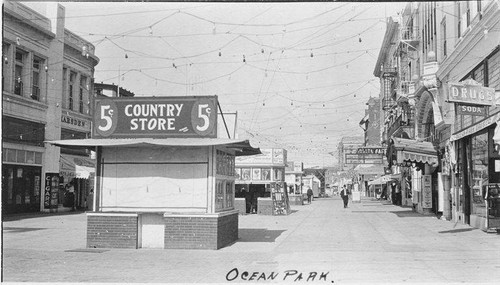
[391,137,438,166]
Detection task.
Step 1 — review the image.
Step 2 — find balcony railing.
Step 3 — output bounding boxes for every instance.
[382,98,397,110]
[398,81,416,98]
[400,26,420,42]
[381,67,397,78]
[387,113,415,138]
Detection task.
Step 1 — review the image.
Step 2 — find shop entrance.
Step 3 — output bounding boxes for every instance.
[2,165,41,214]
[245,184,267,214]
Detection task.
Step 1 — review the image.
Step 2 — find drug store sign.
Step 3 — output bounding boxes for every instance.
[448,79,496,106]
[93,96,218,138]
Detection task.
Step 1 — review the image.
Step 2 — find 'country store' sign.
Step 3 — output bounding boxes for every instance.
[93,96,218,138]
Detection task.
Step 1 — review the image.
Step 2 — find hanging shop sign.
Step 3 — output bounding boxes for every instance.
[448,80,496,106]
[356,147,386,155]
[93,96,218,138]
[456,104,487,116]
[422,175,432,208]
[44,173,59,209]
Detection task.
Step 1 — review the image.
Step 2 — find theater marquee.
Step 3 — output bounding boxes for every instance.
[93,96,218,138]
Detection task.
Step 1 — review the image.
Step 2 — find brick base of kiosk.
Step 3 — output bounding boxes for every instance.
[87,211,239,250]
[87,213,139,249]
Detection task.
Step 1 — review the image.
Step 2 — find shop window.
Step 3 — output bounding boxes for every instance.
[2,148,43,165]
[226,181,233,208]
[2,117,45,147]
[471,132,488,217]
[14,49,27,96]
[62,68,67,107]
[31,57,43,101]
[215,180,224,210]
[69,71,76,110]
[79,76,87,113]
[441,17,447,58]
[16,150,26,163]
[488,49,500,90]
[1,165,42,213]
[216,150,235,177]
[3,43,11,91]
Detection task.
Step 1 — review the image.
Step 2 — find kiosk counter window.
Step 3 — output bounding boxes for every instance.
[214,180,235,211]
[99,146,209,212]
[215,150,236,212]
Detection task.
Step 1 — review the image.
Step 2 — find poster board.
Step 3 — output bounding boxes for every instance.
[271,182,290,215]
[44,173,59,209]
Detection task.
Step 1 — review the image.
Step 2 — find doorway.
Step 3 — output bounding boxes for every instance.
[139,214,165,249]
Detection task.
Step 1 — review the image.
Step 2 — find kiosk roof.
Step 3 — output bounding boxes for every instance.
[46,138,261,156]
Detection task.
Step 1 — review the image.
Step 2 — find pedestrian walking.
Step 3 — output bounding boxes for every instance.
[340,185,349,208]
[307,188,313,204]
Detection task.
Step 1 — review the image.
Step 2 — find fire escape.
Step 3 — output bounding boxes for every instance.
[386,14,420,141]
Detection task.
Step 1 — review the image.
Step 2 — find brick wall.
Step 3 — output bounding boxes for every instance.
[217,212,238,248]
[235,198,247,214]
[257,198,273,215]
[87,214,138,249]
[164,212,238,250]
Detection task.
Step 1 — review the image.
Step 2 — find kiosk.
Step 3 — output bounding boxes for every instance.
[234,148,290,215]
[48,96,260,249]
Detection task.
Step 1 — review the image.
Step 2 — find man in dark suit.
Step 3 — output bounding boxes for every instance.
[340,185,349,208]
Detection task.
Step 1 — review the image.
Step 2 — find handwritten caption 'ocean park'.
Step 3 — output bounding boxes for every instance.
[226,268,334,282]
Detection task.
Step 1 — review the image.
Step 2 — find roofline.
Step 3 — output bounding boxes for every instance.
[373,17,399,77]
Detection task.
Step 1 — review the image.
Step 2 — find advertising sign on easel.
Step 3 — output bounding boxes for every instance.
[271,182,290,215]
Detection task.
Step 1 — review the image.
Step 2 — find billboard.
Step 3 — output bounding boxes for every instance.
[93,96,218,138]
[235,148,287,166]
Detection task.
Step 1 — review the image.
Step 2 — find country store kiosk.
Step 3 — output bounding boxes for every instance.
[48,96,260,249]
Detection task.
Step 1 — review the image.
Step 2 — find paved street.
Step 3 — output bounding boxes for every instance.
[2,197,500,284]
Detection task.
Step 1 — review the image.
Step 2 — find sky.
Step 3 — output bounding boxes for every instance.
[24,1,407,168]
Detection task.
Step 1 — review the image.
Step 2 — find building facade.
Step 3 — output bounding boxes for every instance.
[375,1,500,231]
[337,136,365,171]
[2,2,99,214]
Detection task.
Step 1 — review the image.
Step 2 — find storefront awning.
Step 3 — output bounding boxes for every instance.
[47,138,261,157]
[391,137,438,166]
[354,164,385,175]
[368,174,400,185]
[451,110,500,142]
[60,154,95,182]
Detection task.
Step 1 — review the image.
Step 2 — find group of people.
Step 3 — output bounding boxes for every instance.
[377,182,402,206]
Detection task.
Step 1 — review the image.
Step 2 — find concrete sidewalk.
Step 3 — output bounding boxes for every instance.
[2,196,500,284]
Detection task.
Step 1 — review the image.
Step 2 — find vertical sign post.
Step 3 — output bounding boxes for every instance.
[422,174,432,208]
